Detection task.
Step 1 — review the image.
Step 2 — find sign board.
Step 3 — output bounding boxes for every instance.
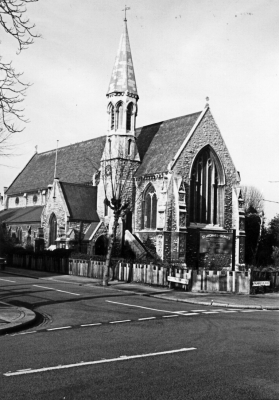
[252,281,270,287]
[167,276,189,285]
[199,231,233,255]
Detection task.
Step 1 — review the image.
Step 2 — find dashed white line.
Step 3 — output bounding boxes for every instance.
[81,323,102,327]
[33,285,81,296]
[4,348,197,376]
[109,320,131,324]
[202,311,220,314]
[191,310,207,312]
[162,315,178,318]
[181,313,199,316]
[138,317,156,321]
[47,326,72,331]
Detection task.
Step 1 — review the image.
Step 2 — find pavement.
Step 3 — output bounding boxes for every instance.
[0,265,278,335]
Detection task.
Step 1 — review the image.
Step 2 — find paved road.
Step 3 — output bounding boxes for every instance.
[1,273,278,399]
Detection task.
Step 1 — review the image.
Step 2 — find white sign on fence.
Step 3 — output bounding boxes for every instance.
[167,276,189,285]
[252,281,270,287]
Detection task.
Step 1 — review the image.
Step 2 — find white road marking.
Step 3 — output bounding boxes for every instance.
[0,278,16,283]
[109,320,131,324]
[190,310,207,312]
[106,300,187,315]
[3,348,197,376]
[17,331,37,335]
[138,317,156,321]
[221,311,237,313]
[162,315,178,318]
[181,313,199,316]
[33,285,81,296]
[47,326,71,331]
[202,311,220,314]
[81,323,102,327]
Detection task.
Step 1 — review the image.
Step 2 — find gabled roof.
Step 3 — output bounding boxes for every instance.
[0,206,43,224]
[6,111,203,195]
[60,182,99,222]
[83,221,100,241]
[135,111,202,177]
[107,20,138,96]
[6,136,106,195]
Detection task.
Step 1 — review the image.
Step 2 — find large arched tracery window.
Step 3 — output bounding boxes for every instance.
[190,147,224,225]
[142,184,157,229]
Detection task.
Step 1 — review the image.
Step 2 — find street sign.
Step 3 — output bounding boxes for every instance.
[252,281,270,287]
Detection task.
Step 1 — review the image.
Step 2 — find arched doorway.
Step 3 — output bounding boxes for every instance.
[95,235,108,256]
[49,213,57,246]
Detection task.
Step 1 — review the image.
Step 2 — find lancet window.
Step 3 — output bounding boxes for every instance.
[126,103,133,131]
[142,184,157,229]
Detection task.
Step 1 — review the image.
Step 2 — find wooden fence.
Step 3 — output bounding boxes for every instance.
[11,254,251,293]
[191,270,250,294]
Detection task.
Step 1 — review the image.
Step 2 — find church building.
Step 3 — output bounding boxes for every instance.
[0,18,245,271]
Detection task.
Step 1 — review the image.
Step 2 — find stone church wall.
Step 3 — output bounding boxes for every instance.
[172,108,240,270]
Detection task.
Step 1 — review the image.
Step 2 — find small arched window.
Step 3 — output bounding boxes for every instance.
[127,139,132,156]
[15,197,19,205]
[142,185,157,229]
[33,195,38,204]
[110,105,115,130]
[190,147,223,225]
[116,102,123,129]
[108,138,111,154]
[126,103,133,131]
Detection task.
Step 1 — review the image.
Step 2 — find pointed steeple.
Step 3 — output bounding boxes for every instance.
[107,20,138,98]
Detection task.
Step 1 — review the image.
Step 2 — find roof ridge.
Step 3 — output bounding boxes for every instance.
[136,111,202,131]
[37,135,107,156]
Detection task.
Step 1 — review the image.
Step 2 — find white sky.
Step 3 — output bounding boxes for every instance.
[1,0,278,221]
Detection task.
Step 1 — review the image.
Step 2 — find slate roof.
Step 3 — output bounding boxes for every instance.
[6,111,202,195]
[107,21,137,96]
[0,206,43,224]
[60,183,99,222]
[135,111,202,177]
[6,136,106,195]
[83,222,100,241]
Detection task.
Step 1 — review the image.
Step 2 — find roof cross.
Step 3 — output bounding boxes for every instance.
[122,5,130,21]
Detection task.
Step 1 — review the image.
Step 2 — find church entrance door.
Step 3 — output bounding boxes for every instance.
[95,235,108,256]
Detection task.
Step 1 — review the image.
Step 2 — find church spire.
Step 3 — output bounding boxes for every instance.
[107,19,138,98]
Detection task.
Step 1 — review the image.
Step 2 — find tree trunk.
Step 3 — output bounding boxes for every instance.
[103,211,119,286]
[253,215,264,266]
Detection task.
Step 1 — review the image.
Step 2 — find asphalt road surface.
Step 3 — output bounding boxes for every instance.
[0,273,278,400]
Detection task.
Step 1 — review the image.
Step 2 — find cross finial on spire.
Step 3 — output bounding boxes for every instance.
[122,5,130,21]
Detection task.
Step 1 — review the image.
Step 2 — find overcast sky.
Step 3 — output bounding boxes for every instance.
[1,0,278,220]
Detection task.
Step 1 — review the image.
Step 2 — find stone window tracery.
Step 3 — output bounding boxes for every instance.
[142,184,157,230]
[190,147,224,225]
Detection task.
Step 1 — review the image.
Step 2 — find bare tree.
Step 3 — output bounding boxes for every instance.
[102,148,138,286]
[0,0,39,157]
[240,185,264,215]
